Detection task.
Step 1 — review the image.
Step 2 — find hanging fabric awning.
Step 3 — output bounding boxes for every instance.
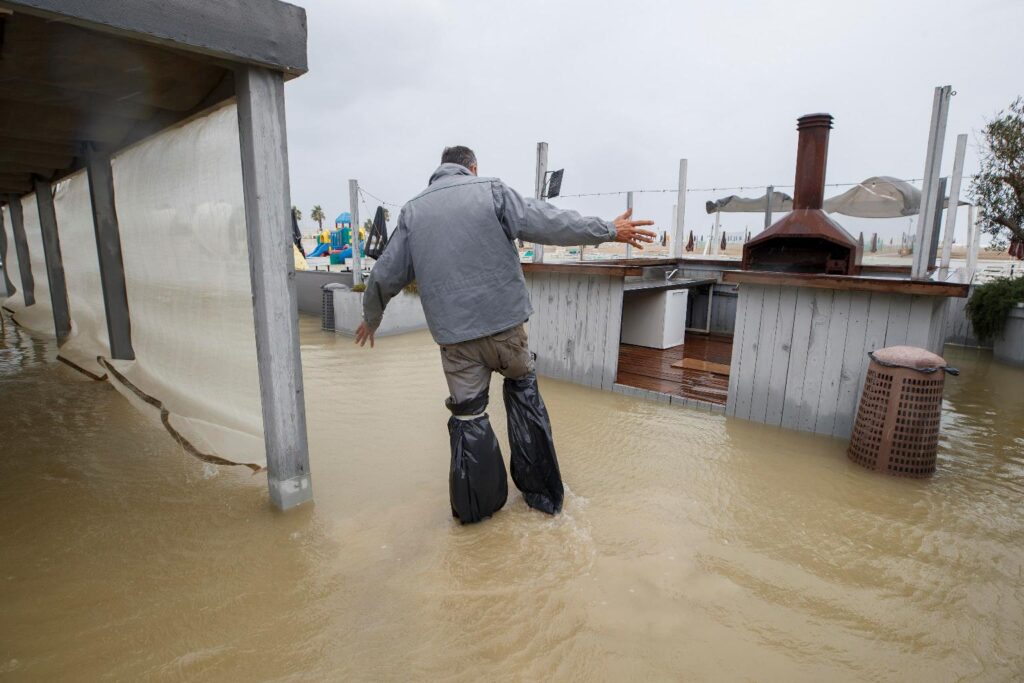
[706,177,971,219]
[823,176,921,218]
[705,190,793,214]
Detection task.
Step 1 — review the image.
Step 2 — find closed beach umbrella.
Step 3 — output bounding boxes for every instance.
[720,231,728,251]
[685,230,695,252]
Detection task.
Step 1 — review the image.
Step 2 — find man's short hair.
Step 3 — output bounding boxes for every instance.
[441,145,477,169]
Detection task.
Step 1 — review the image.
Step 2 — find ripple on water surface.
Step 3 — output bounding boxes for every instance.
[0,314,1022,681]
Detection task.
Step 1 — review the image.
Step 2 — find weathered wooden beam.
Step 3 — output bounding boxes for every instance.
[84,152,134,360]
[0,78,160,121]
[521,262,643,277]
[0,206,16,296]
[0,136,78,158]
[0,0,309,76]
[0,161,65,177]
[722,269,969,298]
[0,101,131,145]
[235,65,312,510]
[5,194,34,305]
[33,178,71,340]
[0,175,33,193]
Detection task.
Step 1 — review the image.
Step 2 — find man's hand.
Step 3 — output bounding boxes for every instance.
[613,208,657,249]
[355,321,375,348]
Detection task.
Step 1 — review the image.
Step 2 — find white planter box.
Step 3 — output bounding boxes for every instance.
[993,303,1024,366]
[331,288,428,337]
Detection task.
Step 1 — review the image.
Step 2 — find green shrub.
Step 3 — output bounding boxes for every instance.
[403,281,419,295]
[966,276,1024,341]
[351,283,367,293]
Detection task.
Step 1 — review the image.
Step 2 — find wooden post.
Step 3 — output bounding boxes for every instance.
[912,85,952,278]
[532,142,548,264]
[625,191,634,259]
[965,204,980,277]
[85,152,135,360]
[940,133,968,269]
[764,185,773,229]
[0,206,15,296]
[235,65,312,511]
[6,195,34,305]
[711,210,721,255]
[348,179,363,286]
[33,178,71,341]
[671,159,688,258]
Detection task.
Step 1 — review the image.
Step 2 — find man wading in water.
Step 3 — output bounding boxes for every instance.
[356,146,655,523]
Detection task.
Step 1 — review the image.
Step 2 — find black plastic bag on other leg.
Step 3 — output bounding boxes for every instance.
[503,374,564,514]
[447,396,508,524]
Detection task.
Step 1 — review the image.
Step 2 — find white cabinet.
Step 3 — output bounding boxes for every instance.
[621,288,688,349]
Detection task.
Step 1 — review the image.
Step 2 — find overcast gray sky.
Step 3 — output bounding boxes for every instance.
[284,0,1023,246]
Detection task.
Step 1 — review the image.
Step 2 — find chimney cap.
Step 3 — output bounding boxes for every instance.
[797,113,834,130]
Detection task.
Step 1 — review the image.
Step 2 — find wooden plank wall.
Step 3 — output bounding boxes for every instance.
[726,284,950,439]
[524,272,624,390]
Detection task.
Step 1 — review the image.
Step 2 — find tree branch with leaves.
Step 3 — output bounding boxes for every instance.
[971,97,1024,250]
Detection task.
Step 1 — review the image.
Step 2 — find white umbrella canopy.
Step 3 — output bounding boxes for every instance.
[706,177,969,219]
[823,176,921,218]
[705,190,793,214]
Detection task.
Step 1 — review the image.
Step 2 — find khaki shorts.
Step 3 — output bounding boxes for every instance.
[439,324,534,404]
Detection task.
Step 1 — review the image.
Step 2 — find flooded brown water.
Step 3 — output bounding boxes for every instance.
[1,313,1022,681]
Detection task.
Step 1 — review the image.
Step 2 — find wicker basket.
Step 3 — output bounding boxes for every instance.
[848,346,951,478]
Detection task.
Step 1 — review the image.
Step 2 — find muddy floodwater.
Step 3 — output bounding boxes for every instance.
[1,314,1022,681]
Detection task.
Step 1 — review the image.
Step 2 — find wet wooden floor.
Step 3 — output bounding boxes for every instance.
[616,334,732,405]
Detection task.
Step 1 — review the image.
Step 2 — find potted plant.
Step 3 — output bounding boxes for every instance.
[966,277,1024,364]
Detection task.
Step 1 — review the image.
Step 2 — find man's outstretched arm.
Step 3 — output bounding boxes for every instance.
[357,212,414,347]
[494,181,656,249]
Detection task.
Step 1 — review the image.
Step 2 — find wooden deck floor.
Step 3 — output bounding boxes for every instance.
[616,335,732,405]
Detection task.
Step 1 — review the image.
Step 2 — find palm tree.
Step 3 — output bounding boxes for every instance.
[292,206,302,222]
[311,205,326,230]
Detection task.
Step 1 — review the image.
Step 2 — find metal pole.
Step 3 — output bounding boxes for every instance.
[912,85,952,278]
[625,191,634,259]
[764,185,773,229]
[235,65,312,511]
[966,204,979,276]
[928,177,947,270]
[711,210,721,255]
[940,133,968,269]
[671,159,688,258]
[348,179,363,285]
[531,142,548,264]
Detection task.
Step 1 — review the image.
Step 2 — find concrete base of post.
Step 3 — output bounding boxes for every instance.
[268,473,314,510]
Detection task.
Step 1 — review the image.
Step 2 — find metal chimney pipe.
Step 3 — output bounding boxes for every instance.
[792,113,833,210]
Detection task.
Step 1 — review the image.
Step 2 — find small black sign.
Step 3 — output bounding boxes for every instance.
[545,169,564,199]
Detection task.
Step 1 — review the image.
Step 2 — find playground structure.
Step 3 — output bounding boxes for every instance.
[306,211,365,264]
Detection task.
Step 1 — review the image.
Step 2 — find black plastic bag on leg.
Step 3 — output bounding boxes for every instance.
[447,393,508,524]
[503,374,564,514]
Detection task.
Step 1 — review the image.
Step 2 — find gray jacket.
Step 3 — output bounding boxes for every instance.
[363,163,616,345]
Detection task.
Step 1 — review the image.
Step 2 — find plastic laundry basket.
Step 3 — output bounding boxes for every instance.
[847,346,956,478]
